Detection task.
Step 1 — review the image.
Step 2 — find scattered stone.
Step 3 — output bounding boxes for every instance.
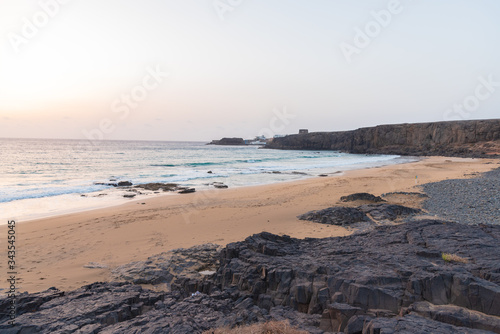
[178,187,196,194]
[207,171,213,174]
[318,174,328,177]
[94,180,133,187]
[117,181,133,187]
[83,262,108,269]
[340,193,385,203]
[213,182,228,189]
[123,193,136,198]
[423,167,500,225]
[134,183,178,192]
[298,207,371,226]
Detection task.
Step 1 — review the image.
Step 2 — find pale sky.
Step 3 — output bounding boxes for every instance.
[1,0,499,142]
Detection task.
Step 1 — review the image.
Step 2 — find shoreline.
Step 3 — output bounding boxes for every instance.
[0,154,417,224]
[1,156,498,294]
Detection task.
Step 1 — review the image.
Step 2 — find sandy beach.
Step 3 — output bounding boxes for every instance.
[2,156,498,294]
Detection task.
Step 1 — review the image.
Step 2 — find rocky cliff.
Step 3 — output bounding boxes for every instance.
[265,119,500,157]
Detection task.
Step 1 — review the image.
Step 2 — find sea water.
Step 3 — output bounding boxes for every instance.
[0,138,417,222]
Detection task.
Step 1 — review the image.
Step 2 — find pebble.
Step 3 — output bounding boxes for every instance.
[423,167,500,225]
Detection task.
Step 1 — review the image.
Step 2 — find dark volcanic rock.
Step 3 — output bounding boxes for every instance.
[178,187,196,194]
[0,284,272,334]
[4,221,500,333]
[0,287,63,320]
[117,181,133,187]
[112,244,220,294]
[134,183,178,191]
[216,221,500,331]
[406,301,500,333]
[298,207,371,225]
[265,119,500,158]
[100,292,270,334]
[340,193,386,203]
[359,203,422,221]
[94,180,133,187]
[212,182,229,189]
[363,314,491,334]
[298,204,421,226]
[0,282,164,333]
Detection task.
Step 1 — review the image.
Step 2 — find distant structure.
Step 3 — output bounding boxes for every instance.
[299,129,308,134]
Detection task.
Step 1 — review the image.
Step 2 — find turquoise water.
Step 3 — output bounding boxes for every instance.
[0,138,415,221]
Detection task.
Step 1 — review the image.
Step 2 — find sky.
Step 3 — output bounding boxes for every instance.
[0,0,499,142]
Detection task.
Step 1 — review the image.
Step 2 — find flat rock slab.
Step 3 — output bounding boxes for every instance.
[364,314,492,334]
[298,206,371,225]
[112,244,221,291]
[340,193,386,203]
[298,203,421,226]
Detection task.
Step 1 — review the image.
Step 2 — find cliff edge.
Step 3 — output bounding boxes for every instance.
[265,119,500,157]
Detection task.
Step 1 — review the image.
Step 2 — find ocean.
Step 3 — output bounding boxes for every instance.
[0,138,417,222]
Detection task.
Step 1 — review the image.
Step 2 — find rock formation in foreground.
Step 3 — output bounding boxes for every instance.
[2,219,499,333]
[265,119,500,157]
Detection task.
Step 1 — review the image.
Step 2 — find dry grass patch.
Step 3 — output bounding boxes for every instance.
[203,321,308,334]
[442,253,468,264]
